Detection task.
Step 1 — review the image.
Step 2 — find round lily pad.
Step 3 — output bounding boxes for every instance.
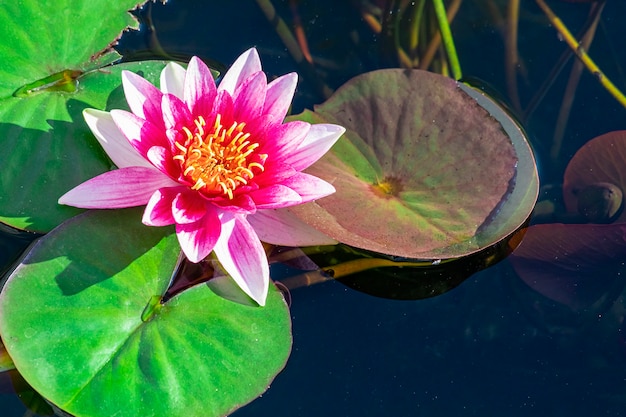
[509,222,626,310]
[0,208,292,417]
[289,69,538,259]
[563,130,626,223]
[0,0,165,233]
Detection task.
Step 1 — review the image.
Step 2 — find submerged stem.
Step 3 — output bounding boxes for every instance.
[279,257,443,290]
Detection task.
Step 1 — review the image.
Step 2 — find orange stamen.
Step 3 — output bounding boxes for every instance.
[174,114,265,199]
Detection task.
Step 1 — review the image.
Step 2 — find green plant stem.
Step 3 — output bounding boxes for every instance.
[419,0,462,72]
[535,0,626,110]
[551,2,604,162]
[522,2,605,122]
[431,0,462,80]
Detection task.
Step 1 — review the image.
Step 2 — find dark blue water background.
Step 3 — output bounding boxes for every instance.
[2,1,626,415]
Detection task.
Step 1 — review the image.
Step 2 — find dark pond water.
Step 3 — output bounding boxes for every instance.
[2,0,626,416]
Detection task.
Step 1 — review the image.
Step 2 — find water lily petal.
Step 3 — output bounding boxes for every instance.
[264,72,297,121]
[176,206,222,263]
[281,172,336,203]
[218,48,262,96]
[248,209,338,246]
[83,109,152,169]
[172,191,208,224]
[254,162,297,187]
[232,71,267,122]
[160,61,186,98]
[110,110,167,158]
[213,215,269,306]
[234,73,267,120]
[283,123,346,170]
[184,56,217,118]
[209,194,257,214]
[142,187,180,226]
[121,70,164,130]
[161,93,193,131]
[261,120,310,161]
[58,167,178,209]
[146,146,181,179]
[210,89,235,127]
[249,184,302,209]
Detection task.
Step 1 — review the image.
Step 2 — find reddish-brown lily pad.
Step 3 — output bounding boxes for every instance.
[563,130,626,223]
[509,223,626,310]
[289,69,538,259]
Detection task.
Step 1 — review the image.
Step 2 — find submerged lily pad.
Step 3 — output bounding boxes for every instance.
[289,69,538,259]
[0,208,292,417]
[563,130,626,223]
[0,0,162,233]
[509,222,626,310]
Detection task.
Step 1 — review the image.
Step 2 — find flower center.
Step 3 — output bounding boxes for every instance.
[173,114,266,199]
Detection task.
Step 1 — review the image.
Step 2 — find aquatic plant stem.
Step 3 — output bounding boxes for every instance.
[279,258,438,290]
[551,2,604,162]
[522,2,605,122]
[431,0,462,80]
[289,0,314,64]
[419,0,462,72]
[535,0,626,110]
[504,0,522,112]
[255,0,333,99]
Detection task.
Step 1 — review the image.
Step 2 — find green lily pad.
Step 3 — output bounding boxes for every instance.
[0,208,292,417]
[0,0,162,233]
[0,60,169,233]
[289,69,538,259]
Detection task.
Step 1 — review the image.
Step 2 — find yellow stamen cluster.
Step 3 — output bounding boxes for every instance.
[173,114,266,199]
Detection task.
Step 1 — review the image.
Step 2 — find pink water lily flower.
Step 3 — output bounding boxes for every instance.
[59,48,345,306]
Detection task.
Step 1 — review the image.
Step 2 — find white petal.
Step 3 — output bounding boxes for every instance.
[218,48,262,96]
[83,109,152,169]
[284,123,346,171]
[160,61,187,98]
[248,209,338,246]
[213,215,269,306]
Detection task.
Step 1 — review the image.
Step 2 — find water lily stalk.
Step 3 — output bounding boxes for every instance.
[431,0,462,80]
[419,0,462,72]
[535,0,626,110]
[522,2,605,122]
[255,0,333,99]
[551,2,604,162]
[408,0,425,56]
[505,0,521,112]
[280,257,440,289]
[288,0,314,64]
[393,0,412,68]
[355,0,387,34]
